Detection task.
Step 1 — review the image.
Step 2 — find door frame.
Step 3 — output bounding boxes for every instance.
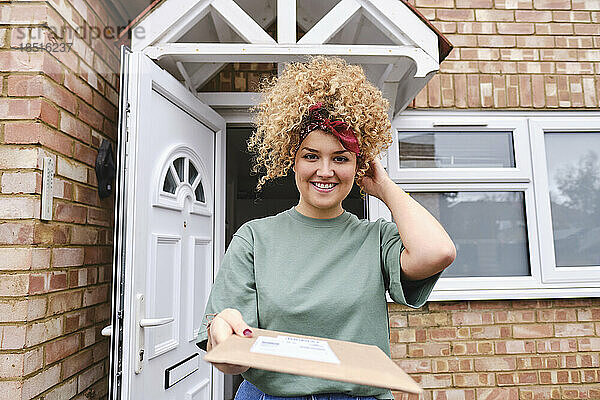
[111,49,227,400]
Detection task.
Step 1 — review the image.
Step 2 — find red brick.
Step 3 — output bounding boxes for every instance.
[82,285,108,307]
[552,10,591,22]
[555,323,595,337]
[496,340,536,354]
[64,72,93,104]
[467,75,481,107]
[74,142,97,166]
[477,387,518,400]
[433,358,473,373]
[8,74,76,114]
[455,75,467,108]
[534,0,571,8]
[0,98,57,126]
[454,372,495,387]
[47,290,82,315]
[60,112,92,144]
[433,389,476,400]
[49,272,67,291]
[497,22,535,34]
[395,359,431,373]
[474,357,516,371]
[437,9,475,21]
[452,312,493,326]
[536,22,574,34]
[477,35,516,47]
[4,122,72,156]
[52,247,85,267]
[495,0,533,8]
[408,342,451,357]
[29,273,46,294]
[33,222,69,245]
[513,324,553,338]
[93,91,117,122]
[73,184,99,206]
[62,348,93,378]
[44,333,80,364]
[532,75,545,107]
[77,100,103,131]
[476,9,515,21]
[537,338,578,352]
[54,202,87,224]
[516,10,553,22]
[457,22,496,34]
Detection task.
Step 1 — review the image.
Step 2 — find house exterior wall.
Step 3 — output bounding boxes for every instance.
[408,0,600,110]
[390,1,600,399]
[0,0,119,398]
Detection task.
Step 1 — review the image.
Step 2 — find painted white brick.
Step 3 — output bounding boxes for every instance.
[0,380,22,399]
[1,171,38,194]
[0,353,24,378]
[0,197,40,219]
[0,300,28,323]
[43,377,77,400]
[25,317,63,346]
[0,325,26,349]
[0,147,38,169]
[21,364,60,399]
[23,347,43,375]
[57,156,87,183]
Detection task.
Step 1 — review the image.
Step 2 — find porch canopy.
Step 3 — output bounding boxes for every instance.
[131,0,452,116]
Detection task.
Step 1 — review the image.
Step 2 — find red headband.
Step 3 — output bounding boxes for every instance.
[299,103,360,156]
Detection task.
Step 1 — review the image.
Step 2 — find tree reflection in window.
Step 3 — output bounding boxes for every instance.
[162,156,206,203]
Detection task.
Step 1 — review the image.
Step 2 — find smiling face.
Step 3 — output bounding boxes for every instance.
[293,129,358,219]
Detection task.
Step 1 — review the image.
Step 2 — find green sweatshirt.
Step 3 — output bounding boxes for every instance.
[197,206,440,399]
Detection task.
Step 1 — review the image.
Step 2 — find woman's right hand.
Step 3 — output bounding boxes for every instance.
[207,308,254,375]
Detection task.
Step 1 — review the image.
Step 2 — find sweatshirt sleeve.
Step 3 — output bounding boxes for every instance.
[196,228,258,351]
[379,219,441,308]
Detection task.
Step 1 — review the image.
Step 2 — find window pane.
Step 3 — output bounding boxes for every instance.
[195,180,206,203]
[411,191,530,277]
[173,157,185,182]
[398,131,515,168]
[163,169,177,194]
[189,162,198,185]
[544,132,600,267]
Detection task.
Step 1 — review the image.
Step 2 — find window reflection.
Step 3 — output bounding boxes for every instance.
[411,192,530,277]
[398,131,515,168]
[545,133,600,267]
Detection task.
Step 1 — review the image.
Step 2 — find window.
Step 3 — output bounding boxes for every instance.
[530,118,600,284]
[370,112,600,300]
[161,156,206,204]
[156,148,211,216]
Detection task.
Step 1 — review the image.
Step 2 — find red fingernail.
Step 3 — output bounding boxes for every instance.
[243,329,252,337]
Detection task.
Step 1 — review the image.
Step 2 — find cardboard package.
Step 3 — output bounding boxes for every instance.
[203,328,422,395]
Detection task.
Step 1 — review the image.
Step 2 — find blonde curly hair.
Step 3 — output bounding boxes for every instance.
[248,56,393,192]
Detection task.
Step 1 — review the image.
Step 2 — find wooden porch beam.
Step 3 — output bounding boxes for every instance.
[144,44,439,77]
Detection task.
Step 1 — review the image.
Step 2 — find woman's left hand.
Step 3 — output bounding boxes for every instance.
[356,157,395,201]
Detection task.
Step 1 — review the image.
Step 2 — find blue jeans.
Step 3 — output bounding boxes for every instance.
[234,380,379,400]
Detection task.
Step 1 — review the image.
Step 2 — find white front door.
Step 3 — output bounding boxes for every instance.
[111,49,226,400]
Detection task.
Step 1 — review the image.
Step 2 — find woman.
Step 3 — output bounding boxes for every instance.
[196,56,456,400]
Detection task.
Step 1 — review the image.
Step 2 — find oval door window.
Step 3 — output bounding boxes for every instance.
[161,156,206,204]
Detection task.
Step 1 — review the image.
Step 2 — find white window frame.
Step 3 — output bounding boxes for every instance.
[530,117,600,283]
[371,110,600,300]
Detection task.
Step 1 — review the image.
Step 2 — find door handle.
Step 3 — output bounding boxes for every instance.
[101,325,112,337]
[135,293,175,374]
[140,317,174,327]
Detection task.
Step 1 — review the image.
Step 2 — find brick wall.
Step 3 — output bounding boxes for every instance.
[407,0,600,109]
[0,0,119,398]
[388,299,600,400]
